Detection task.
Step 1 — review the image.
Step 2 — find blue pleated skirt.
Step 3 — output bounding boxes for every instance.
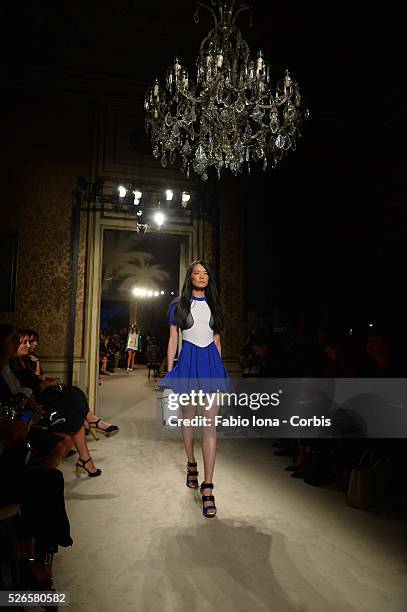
[157,340,234,394]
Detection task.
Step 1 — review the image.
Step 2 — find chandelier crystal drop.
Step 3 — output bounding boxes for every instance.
[144,0,309,181]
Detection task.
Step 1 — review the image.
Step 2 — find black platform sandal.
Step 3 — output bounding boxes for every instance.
[75,457,102,478]
[200,482,217,518]
[186,461,199,488]
[88,418,119,438]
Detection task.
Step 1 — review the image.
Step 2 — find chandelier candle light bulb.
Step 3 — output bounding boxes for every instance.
[144,0,309,180]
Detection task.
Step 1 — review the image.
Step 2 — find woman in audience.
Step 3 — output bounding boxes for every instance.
[21,327,120,438]
[27,328,42,377]
[11,329,109,476]
[99,331,110,376]
[0,325,74,468]
[0,323,73,591]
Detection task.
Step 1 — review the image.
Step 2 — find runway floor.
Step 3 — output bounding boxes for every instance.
[56,368,407,612]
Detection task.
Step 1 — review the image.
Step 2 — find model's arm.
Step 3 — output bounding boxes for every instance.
[214,333,221,356]
[166,325,179,372]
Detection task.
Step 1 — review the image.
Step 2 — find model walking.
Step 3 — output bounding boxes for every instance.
[126,324,140,372]
[158,260,232,517]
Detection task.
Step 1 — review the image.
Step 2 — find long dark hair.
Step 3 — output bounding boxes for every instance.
[171,260,224,333]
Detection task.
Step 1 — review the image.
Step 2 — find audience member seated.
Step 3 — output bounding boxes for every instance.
[99,331,111,376]
[0,323,73,592]
[27,328,42,377]
[250,335,278,377]
[11,328,119,476]
[0,325,74,468]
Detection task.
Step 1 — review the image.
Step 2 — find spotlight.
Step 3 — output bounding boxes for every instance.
[154,211,165,227]
[160,291,164,295]
[132,189,142,205]
[181,191,191,208]
[118,185,127,199]
[165,189,174,201]
[154,291,159,296]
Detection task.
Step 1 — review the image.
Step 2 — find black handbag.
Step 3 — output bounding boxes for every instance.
[346,449,390,510]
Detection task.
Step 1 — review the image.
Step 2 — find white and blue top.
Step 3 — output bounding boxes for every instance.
[169,296,215,348]
[158,295,232,394]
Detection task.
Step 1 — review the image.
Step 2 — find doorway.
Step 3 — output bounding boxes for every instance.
[82,210,198,411]
[99,229,182,375]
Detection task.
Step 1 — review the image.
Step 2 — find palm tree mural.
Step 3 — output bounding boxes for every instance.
[102,232,152,296]
[102,231,171,329]
[122,260,170,324]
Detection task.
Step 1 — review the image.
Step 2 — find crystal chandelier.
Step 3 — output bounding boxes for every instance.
[144,0,309,181]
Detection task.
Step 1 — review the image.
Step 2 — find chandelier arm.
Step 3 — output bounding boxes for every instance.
[231,5,253,28]
[196,2,218,30]
[231,28,243,86]
[257,95,289,109]
[240,36,251,64]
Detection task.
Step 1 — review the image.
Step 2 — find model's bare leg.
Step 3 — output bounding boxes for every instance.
[201,394,219,516]
[127,351,132,370]
[201,394,219,482]
[181,401,198,486]
[182,401,197,462]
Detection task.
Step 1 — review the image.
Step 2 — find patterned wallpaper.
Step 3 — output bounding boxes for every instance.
[0,89,92,358]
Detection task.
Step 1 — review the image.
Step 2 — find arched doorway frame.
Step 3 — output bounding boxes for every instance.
[82,209,200,410]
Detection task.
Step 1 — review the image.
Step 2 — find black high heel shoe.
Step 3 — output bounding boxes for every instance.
[200,482,217,518]
[75,457,102,478]
[88,418,119,438]
[186,461,199,488]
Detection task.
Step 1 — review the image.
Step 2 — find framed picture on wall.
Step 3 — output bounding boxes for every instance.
[0,233,18,312]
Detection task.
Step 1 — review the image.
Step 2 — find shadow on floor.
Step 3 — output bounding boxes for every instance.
[133,518,355,612]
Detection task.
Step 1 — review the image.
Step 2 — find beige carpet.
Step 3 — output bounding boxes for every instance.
[56,369,407,612]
